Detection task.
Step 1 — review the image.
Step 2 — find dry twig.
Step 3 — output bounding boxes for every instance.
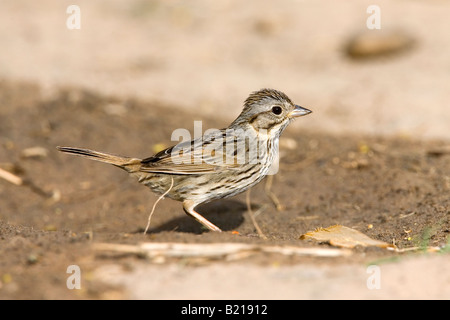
[0,167,23,186]
[94,242,351,261]
[0,167,52,198]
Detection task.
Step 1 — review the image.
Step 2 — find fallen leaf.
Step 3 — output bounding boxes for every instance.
[300,225,395,249]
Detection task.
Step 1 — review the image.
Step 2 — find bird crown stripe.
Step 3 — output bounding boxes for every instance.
[244,88,293,106]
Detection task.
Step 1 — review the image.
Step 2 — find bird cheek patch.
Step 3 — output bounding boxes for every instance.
[249,113,278,131]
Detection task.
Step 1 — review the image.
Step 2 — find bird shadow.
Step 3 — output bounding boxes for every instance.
[144,200,247,234]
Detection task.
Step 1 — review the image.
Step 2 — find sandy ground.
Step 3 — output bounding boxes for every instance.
[0,1,449,300]
[0,81,449,300]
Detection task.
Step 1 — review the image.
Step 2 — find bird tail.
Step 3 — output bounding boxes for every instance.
[56,146,142,173]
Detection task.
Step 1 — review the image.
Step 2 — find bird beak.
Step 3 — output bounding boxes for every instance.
[289,105,312,118]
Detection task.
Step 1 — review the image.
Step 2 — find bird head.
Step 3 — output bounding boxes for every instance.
[231,88,311,137]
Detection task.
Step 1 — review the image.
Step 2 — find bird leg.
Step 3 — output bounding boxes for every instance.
[144,177,174,235]
[245,189,267,239]
[264,175,284,211]
[183,200,222,232]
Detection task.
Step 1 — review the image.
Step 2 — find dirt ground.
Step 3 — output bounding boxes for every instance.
[0,80,448,299]
[1,0,450,301]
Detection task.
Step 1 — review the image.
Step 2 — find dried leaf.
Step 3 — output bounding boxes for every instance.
[300,225,395,249]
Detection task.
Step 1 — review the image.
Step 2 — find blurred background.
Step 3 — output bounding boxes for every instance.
[1,1,450,300]
[0,0,449,140]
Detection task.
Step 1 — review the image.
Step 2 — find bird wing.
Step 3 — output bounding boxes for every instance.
[140,131,244,175]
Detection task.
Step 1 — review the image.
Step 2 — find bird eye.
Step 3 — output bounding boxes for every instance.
[271,106,282,115]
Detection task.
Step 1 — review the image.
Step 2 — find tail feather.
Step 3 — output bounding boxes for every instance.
[56,146,142,172]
